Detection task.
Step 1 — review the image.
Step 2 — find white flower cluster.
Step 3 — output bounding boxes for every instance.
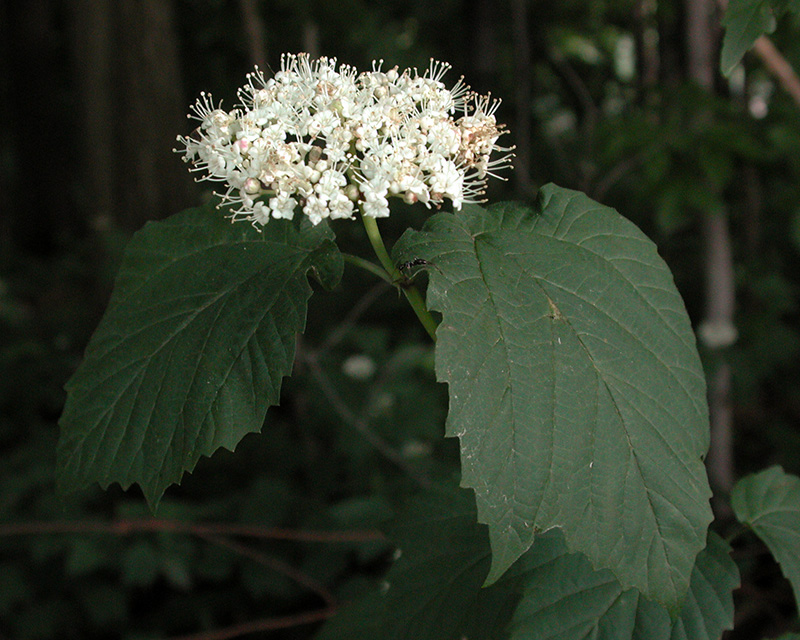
[176,53,513,226]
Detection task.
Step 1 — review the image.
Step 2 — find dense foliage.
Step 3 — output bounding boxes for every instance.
[3,0,800,638]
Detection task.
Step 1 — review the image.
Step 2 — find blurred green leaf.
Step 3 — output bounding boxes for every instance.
[721,0,800,75]
[0,563,30,615]
[394,186,712,609]
[721,0,776,75]
[318,482,736,640]
[57,202,343,508]
[315,592,385,640]
[65,539,107,576]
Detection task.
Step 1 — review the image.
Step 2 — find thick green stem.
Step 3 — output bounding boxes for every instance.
[342,253,393,284]
[361,214,438,341]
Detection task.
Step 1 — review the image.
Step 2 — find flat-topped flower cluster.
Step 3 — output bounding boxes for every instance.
[176,53,513,226]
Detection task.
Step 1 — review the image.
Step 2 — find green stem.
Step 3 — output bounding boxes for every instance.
[342,253,393,284]
[360,214,397,277]
[361,213,438,341]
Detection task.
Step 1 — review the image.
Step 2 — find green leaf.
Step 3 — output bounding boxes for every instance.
[317,482,735,640]
[393,185,712,609]
[380,483,523,640]
[508,531,738,640]
[57,203,342,507]
[720,0,775,76]
[314,482,523,640]
[731,465,800,608]
[719,0,800,75]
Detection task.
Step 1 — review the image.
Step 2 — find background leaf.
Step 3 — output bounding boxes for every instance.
[508,531,738,640]
[317,482,736,640]
[379,483,523,640]
[393,185,712,608]
[720,0,800,75]
[314,482,524,640]
[57,203,342,507]
[720,0,776,76]
[731,465,800,608]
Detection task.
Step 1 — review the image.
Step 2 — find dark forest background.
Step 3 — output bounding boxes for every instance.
[2,0,800,638]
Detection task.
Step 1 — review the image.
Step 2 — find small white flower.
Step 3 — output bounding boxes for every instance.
[176,53,513,227]
[269,193,297,220]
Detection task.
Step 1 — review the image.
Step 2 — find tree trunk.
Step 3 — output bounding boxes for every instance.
[685,0,736,506]
[117,0,191,228]
[71,0,116,226]
[7,0,78,253]
[70,0,191,232]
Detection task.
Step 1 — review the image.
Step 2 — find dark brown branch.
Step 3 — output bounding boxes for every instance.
[303,353,429,486]
[0,519,384,543]
[752,36,800,110]
[716,0,800,109]
[196,533,336,605]
[168,606,337,640]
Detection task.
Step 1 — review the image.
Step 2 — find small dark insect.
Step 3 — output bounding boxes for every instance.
[397,258,433,272]
[395,258,441,288]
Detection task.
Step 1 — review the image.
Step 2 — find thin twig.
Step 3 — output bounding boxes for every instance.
[195,532,336,605]
[303,353,430,486]
[168,606,337,640]
[752,36,800,110]
[317,280,392,357]
[0,519,384,542]
[342,253,394,284]
[593,142,666,201]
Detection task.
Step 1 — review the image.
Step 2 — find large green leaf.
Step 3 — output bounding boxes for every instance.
[317,483,736,640]
[731,465,800,608]
[57,203,342,507]
[508,531,738,640]
[393,185,712,608]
